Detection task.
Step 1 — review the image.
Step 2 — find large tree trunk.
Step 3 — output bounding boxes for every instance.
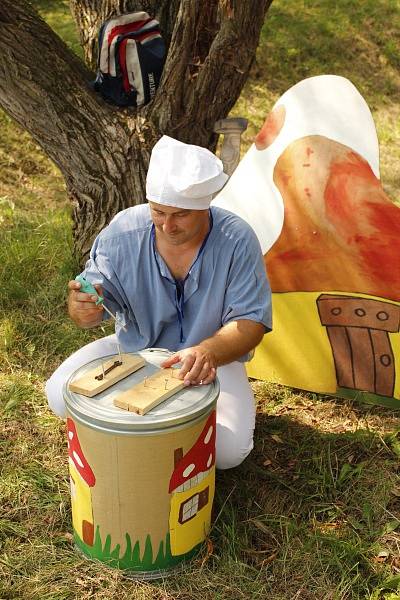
[0,0,273,261]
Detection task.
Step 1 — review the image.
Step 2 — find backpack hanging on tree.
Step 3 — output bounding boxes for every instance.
[94,11,166,108]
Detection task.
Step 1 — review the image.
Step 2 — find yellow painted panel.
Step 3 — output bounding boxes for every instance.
[391,331,400,399]
[69,460,93,540]
[169,469,215,556]
[247,291,400,400]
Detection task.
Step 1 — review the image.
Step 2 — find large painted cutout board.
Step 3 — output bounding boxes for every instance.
[213,75,400,407]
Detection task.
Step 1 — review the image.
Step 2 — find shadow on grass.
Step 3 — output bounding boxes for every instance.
[213,410,400,599]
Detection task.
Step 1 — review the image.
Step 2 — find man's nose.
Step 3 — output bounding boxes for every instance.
[163,215,176,233]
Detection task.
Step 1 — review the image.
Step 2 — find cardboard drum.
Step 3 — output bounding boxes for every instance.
[64,348,219,578]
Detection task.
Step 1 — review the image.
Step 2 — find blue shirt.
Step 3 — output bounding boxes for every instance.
[82,205,272,359]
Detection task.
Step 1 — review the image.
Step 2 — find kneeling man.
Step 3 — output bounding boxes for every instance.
[46,135,272,469]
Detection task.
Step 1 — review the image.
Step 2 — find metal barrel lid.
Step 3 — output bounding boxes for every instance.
[64,348,219,435]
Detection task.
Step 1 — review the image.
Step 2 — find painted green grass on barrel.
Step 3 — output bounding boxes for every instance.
[74,528,200,572]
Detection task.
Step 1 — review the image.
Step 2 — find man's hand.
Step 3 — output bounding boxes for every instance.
[161,346,217,386]
[161,320,265,386]
[67,280,104,328]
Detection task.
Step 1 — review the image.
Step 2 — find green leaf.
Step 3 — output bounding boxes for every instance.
[381,574,400,590]
[381,520,400,535]
[2,396,20,412]
[337,463,354,486]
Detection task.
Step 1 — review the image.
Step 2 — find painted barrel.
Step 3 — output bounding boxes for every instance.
[63,348,219,578]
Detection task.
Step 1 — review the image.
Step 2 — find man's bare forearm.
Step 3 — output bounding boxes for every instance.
[161,319,266,385]
[199,319,265,366]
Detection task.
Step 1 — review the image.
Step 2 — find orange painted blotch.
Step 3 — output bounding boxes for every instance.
[366,199,400,234]
[255,105,286,151]
[359,241,398,285]
[279,171,291,188]
[266,136,400,300]
[324,152,400,290]
[358,202,400,285]
[324,151,380,232]
[268,247,323,262]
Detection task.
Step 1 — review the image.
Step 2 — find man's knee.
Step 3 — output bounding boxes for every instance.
[44,334,118,419]
[45,373,67,418]
[216,423,254,470]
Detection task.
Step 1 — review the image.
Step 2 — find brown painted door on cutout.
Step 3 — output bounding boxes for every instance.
[317,295,400,398]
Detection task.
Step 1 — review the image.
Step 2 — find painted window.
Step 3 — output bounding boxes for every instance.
[178,487,209,524]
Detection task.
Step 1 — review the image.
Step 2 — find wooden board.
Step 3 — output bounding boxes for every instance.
[68,354,146,397]
[113,368,185,415]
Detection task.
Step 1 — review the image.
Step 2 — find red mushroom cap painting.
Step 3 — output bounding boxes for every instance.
[67,418,96,487]
[169,411,216,493]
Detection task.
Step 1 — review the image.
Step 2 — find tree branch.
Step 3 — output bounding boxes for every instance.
[0,1,105,174]
[0,0,156,257]
[148,0,273,147]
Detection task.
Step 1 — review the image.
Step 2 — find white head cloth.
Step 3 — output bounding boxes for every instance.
[146,135,228,209]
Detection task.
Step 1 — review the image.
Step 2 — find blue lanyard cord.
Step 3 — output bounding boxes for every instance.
[151,211,214,344]
[175,280,185,343]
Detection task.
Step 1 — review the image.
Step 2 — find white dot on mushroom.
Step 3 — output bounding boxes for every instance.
[183,463,195,478]
[207,454,213,468]
[204,426,213,444]
[73,450,84,469]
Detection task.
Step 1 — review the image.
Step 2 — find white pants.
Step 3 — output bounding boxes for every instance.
[45,335,255,470]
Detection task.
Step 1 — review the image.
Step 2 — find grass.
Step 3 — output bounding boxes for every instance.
[1,0,400,598]
[232,0,400,199]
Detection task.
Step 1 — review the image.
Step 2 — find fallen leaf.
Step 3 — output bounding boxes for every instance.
[36,314,49,322]
[332,425,347,433]
[314,522,340,533]
[372,555,388,564]
[271,434,284,444]
[391,556,400,571]
[200,538,214,567]
[261,552,278,565]
[252,519,270,535]
[381,520,400,535]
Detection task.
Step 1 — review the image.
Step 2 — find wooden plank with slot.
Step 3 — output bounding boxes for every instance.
[68,354,146,397]
[113,368,185,415]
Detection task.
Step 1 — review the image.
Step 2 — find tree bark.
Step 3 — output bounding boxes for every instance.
[0,0,157,259]
[0,0,273,261]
